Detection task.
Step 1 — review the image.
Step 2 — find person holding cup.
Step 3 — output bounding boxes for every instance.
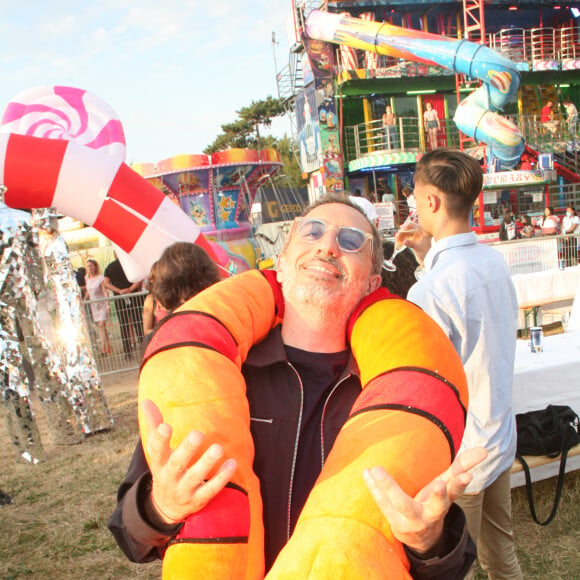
[404,149,523,580]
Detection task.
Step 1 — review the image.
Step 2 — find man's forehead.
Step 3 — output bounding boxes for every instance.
[304,202,371,230]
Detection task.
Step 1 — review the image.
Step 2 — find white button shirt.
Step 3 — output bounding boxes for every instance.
[408,232,519,492]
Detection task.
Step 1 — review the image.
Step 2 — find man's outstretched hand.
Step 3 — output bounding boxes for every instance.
[141,399,238,525]
[363,447,487,555]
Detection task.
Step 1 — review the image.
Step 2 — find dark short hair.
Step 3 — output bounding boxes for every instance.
[414,149,483,218]
[299,193,383,275]
[151,242,221,310]
[380,241,419,298]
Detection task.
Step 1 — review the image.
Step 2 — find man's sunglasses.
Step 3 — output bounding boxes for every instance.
[294,217,373,253]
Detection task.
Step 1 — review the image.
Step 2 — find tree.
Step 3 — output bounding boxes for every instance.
[204,96,285,154]
[203,97,306,188]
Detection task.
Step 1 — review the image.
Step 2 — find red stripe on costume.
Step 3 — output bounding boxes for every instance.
[351,368,465,457]
[177,485,250,541]
[93,198,147,252]
[144,311,238,363]
[260,269,285,319]
[4,134,66,209]
[107,163,166,219]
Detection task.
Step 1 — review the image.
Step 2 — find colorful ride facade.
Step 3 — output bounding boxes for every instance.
[278,1,580,234]
[132,149,282,273]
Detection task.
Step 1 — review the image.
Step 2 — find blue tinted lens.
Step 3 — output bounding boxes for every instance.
[297,219,326,241]
[296,219,368,252]
[337,227,366,252]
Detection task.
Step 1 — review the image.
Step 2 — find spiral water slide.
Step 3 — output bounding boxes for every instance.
[305,10,525,168]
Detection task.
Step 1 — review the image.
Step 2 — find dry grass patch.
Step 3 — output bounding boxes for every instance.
[1,370,579,579]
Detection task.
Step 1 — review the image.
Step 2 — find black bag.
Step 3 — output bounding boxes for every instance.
[515,405,580,525]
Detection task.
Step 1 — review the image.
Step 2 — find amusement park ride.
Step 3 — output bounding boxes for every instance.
[131,148,283,274]
[277,0,580,233]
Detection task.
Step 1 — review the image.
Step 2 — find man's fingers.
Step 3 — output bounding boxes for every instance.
[451,447,488,478]
[166,430,205,475]
[363,466,418,520]
[188,458,238,508]
[420,479,450,521]
[181,442,230,487]
[141,399,164,431]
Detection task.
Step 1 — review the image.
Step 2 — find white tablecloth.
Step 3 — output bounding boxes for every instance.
[510,331,580,486]
[512,266,580,308]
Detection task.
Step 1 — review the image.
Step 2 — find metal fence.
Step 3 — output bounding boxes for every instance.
[83,290,147,375]
[488,233,580,275]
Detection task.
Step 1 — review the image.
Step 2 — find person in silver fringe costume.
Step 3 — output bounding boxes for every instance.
[0,188,113,464]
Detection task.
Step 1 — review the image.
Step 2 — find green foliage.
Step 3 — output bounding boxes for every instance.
[203,96,305,188]
[204,96,286,154]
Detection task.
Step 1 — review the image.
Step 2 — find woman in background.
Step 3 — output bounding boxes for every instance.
[540,206,560,236]
[142,261,160,338]
[381,240,420,299]
[520,215,535,238]
[85,258,112,356]
[140,242,223,354]
[424,102,440,150]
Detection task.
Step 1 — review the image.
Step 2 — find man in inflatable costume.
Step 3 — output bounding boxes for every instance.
[111,193,485,579]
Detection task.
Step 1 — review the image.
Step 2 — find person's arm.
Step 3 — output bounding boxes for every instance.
[107,440,180,563]
[403,228,432,268]
[108,401,238,562]
[499,222,507,241]
[127,279,144,294]
[103,275,124,295]
[142,294,156,335]
[137,400,237,525]
[405,503,476,580]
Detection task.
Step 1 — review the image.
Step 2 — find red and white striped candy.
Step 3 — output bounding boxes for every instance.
[0,85,126,162]
[0,86,222,281]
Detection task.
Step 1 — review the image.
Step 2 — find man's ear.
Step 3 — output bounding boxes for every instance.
[428,192,442,213]
[276,253,285,283]
[367,273,382,295]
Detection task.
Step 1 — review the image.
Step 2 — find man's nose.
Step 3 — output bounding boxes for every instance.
[315,228,340,254]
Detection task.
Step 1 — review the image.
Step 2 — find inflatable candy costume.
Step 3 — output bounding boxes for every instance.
[139,269,469,579]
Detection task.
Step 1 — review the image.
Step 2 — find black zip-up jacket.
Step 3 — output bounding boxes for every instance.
[108,325,475,577]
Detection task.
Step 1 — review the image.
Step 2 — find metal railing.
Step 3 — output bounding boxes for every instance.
[488,25,580,70]
[344,117,461,162]
[488,233,580,275]
[345,112,580,174]
[83,290,147,375]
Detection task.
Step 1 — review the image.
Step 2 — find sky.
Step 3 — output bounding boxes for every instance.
[0,0,294,165]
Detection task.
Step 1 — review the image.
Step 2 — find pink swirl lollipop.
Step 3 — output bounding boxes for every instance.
[0,85,126,162]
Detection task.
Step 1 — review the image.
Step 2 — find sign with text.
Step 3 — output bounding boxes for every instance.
[482,169,556,189]
[375,202,395,231]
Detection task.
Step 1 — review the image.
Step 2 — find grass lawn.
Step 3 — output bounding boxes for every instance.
[0,370,578,579]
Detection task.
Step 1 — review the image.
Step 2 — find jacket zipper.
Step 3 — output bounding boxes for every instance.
[320,374,352,466]
[285,361,304,541]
